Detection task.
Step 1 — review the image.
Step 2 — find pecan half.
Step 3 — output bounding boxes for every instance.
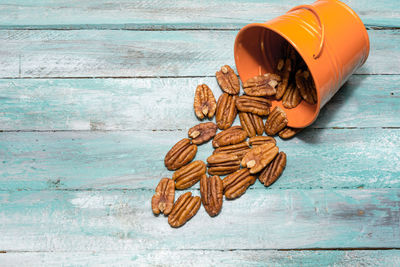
[279,127,302,139]
[194,84,217,120]
[239,112,264,137]
[215,65,240,95]
[296,70,317,105]
[223,169,256,200]
[212,126,248,148]
[236,95,271,116]
[188,122,217,145]
[259,152,286,187]
[216,93,237,130]
[241,143,279,174]
[151,178,175,215]
[265,106,288,136]
[248,136,276,147]
[207,153,241,176]
[164,138,197,171]
[282,83,302,109]
[168,192,201,228]
[213,141,250,160]
[172,160,206,190]
[243,73,281,97]
[200,175,223,217]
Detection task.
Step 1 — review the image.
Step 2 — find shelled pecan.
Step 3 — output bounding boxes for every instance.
[259,152,286,187]
[194,84,217,120]
[172,160,206,190]
[282,83,302,109]
[275,58,291,100]
[296,70,317,105]
[168,192,201,228]
[243,73,281,97]
[212,126,247,148]
[265,106,288,136]
[164,138,197,171]
[215,65,240,95]
[207,153,241,176]
[213,141,250,160]
[151,178,175,216]
[239,112,264,137]
[279,127,302,139]
[188,122,217,145]
[200,175,223,217]
[215,93,237,130]
[241,143,279,174]
[248,136,276,147]
[236,95,271,116]
[223,169,256,200]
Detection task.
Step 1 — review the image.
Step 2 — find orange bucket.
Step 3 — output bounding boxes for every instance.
[234,0,370,128]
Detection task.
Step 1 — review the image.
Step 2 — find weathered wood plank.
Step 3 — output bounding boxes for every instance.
[0,30,397,78]
[0,75,398,131]
[0,189,399,251]
[1,128,399,190]
[0,0,398,29]
[1,250,400,266]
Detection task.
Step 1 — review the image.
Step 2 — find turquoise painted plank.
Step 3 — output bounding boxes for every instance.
[1,250,400,266]
[0,0,398,28]
[0,189,399,250]
[0,29,397,78]
[0,75,398,131]
[1,128,399,190]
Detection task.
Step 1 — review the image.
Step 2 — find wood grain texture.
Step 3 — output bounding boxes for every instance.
[0,189,399,251]
[0,29,398,78]
[0,0,398,29]
[1,128,399,190]
[0,75,399,131]
[1,250,400,266]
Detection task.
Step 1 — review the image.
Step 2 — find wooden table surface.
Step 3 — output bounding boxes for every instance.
[0,0,399,266]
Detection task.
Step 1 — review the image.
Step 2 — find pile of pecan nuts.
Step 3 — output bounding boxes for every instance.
[152,42,316,228]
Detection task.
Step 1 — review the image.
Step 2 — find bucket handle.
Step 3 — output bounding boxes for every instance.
[288,5,325,59]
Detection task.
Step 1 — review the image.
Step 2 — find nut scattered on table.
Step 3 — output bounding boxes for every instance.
[207,153,241,176]
[248,136,276,147]
[194,84,217,120]
[241,143,279,174]
[168,192,201,228]
[265,106,288,136]
[213,141,250,160]
[243,73,281,97]
[279,127,302,139]
[215,93,237,130]
[236,95,271,116]
[259,152,287,187]
[200,175,223,217]
[216,65,240,95]
[151,178,175,215]
[172,160,206,190]
[239,112,264,137]
[164,138,197,171]
[223,169,256,200]
[212,126,248,148]
[188,122,217,145]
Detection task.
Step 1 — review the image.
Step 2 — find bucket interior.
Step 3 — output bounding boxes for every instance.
[235,25,319,128]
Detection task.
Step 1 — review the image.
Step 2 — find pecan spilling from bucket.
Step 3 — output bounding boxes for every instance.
[259,152,287,187]
[212,126,247,148]
[241,143,279,174]
[188,122,217,145]
[215,65,240,95]
[279,127,302,139]
[200,175,223,217]
[168,192,201,228]
[296,70,317,105]
[243,73,281,97]
[223,169,256,200]
[282,83,302,109]
[207,153,241,176]
[164,138,197,171]
[265,106,288,136]
[194,84,217,120]
[248,136,276,147]
[172,160,206,190]
[151,178,175,215]
[239,112,264,137]
[216,93,237,130]
[213,141,250,160]
[236,95,271,116]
